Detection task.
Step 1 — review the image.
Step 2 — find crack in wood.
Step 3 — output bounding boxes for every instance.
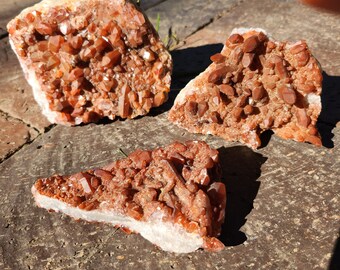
[0,110,55,164]
[184,0,245,41]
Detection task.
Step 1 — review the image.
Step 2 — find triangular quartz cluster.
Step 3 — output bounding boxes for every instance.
[32,141,226,253]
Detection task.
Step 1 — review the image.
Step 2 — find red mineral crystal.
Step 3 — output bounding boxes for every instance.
[169,28,322,149]
[32,141,226,253]
[8,0,172,125]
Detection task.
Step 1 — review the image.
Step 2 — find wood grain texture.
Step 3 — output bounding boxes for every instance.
[145,0,240,42]
[0,112,38,162]
[0,113,339,269]
[0,0,339,269]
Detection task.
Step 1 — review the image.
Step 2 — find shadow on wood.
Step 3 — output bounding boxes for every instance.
[217,146,267,246]
[170,43,224,90]
[258,130,274,149]
[329,231,340,270]
[148,43,224,117]
[317,72,340,148]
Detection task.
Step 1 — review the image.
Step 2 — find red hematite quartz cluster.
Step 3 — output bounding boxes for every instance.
[169,28,323,149]
[32,141,226,253]
[7,0,172,125]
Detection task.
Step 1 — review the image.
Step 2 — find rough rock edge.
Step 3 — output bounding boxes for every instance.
[9,39,60,125]
[32,186,204,253]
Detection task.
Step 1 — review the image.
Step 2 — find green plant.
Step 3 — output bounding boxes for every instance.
[155,13,161,33]
[155,13,179,50]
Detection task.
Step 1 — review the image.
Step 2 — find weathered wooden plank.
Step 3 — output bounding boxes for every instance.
[0,112,38,162]
[140,0,166,10]
[145,0,240,44]
[0,112,339,269]
[0,0,339,268]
